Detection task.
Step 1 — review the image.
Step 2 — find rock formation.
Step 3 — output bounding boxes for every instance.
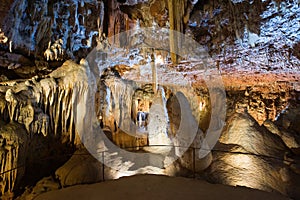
[0,0,299,199]
[0,122,27,197]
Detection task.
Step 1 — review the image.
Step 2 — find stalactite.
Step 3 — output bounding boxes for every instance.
[0,99,6,119]
[167,0,193,64]
[107,0,131,47]
[98,1,105,35]
[0,60,94,150]
[0,123,28,196]
[103,75,136,134]
[5,89,18,122]
[167,0,178,64]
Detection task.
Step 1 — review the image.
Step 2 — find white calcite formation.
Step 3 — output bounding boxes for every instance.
[103,75,136,134]
[146,87,172,154]
[44,39,64,61]
[0,60,92,195]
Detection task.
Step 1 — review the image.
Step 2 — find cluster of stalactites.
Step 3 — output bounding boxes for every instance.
[0,122,28,196]
[0,60,92,196]
[0,61,90,145]
[44,39,64,61]
[1,81,50,137]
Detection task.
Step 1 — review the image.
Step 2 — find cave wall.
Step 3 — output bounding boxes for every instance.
[2,0,105,60]
[0,0,299,198]
[0,0,198,64]
[0,0,14,27]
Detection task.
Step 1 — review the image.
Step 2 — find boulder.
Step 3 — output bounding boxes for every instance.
[55,149,103,187]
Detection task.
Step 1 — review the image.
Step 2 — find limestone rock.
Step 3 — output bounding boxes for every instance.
[205,141,291,195]
[16,176,60,200]
[55,149,103,187]
[290,163,300,175]
[219,112,289,158]
[0,121,28,196]
[206,110,300,197]
[179,148,212,173]
[264,120,300,149]
[0,60,94,145]
[147,88,172,154]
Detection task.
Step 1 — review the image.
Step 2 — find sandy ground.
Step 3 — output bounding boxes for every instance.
[35,175,289,200]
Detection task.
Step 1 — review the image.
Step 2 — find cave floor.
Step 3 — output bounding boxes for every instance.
[34,175,289,200]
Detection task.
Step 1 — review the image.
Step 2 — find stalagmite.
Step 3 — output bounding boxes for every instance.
[51,46,58,60]
[146,87,172,154]
[44,39,64,61]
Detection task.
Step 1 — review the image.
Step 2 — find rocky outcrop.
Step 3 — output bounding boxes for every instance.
[205,111,300,198]
[264,119,300,149]
[219,112,289,158]
[226,84,291,125]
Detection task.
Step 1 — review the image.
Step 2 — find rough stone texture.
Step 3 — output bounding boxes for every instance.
[55,149,103,187]
[2,0,105,60]
[275,101,300,135]
[264,119,300,149]
[0,121,28,197]
[188,0,300,95]
[0,60,93,196]
[16,176,60,200]
[219,112,289,158]
[0,0,299,199]
[206,145,292,195]
[224,84,292,125]
[206,110,300,199]
[0,0,14,27]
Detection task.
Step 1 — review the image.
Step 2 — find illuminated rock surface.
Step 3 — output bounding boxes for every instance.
[0,0,299,199]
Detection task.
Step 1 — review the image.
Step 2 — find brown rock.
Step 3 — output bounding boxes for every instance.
[55,149,103,187]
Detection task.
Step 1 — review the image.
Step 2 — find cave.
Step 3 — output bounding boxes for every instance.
[0,0,300,199]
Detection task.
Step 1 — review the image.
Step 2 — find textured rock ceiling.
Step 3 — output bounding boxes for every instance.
[0,0,299,199]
